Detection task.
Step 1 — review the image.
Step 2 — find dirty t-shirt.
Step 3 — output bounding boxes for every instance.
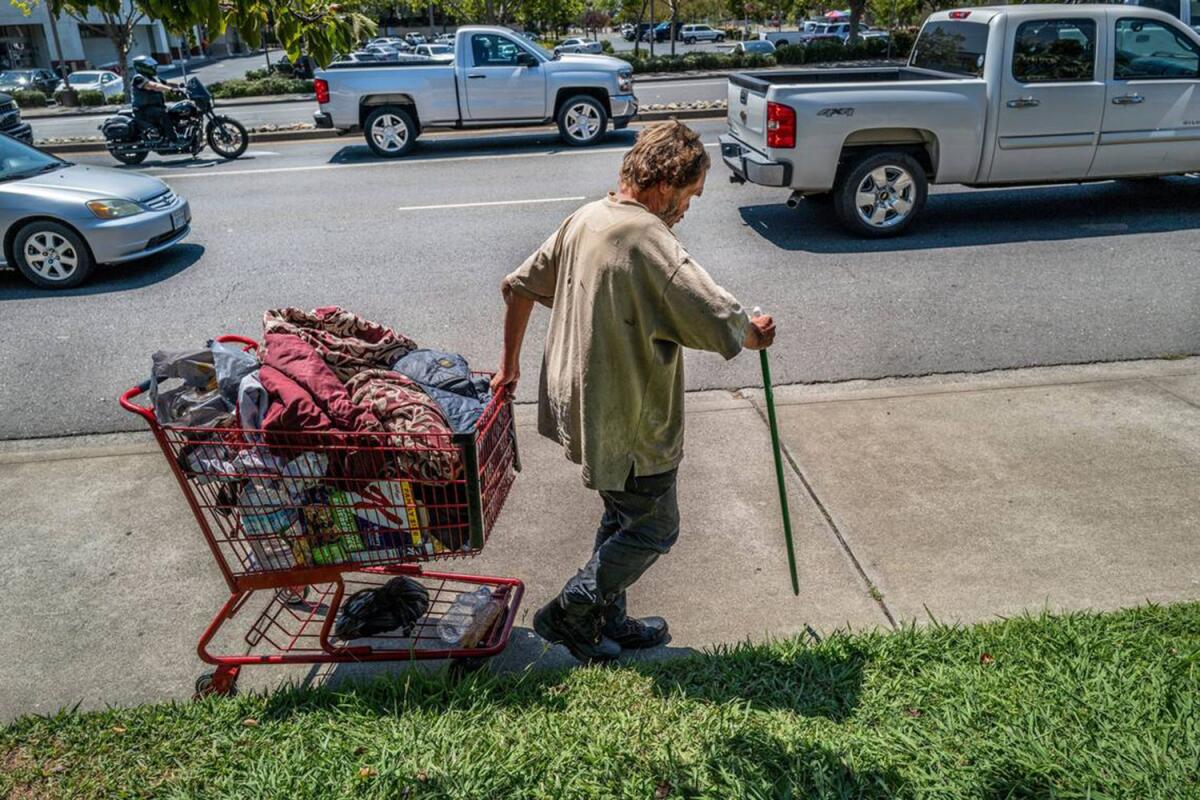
[504,194,749,491]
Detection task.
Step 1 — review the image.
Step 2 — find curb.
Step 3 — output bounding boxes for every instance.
[22,94,315,120]
[36,109,727,154]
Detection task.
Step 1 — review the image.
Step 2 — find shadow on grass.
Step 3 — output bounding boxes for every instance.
[257,625,869,722]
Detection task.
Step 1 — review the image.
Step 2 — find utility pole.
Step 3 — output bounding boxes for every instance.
[429,1,435,38]
[649,0,655,57]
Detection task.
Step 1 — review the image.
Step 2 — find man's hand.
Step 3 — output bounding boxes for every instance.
[490,364,519,395]
[744,314,776,350]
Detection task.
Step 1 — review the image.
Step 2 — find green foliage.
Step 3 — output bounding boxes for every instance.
[73,88,105,106]
[600,39,614,54]
[3,604,1198,798]
[207,77,315,98]
[10,89,46,108]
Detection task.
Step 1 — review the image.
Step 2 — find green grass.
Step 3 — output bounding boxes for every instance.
[3,603,1198,799]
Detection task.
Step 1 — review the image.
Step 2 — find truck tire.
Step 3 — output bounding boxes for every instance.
[557,95,608,147]
[364,105,418,158]
[833,151,927,238]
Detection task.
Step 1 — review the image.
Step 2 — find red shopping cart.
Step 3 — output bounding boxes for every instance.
[120,335,523,696]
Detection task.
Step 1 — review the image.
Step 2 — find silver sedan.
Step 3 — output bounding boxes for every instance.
[0,134,190,289]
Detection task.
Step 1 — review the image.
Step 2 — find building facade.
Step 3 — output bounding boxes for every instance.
[0,2,174,72]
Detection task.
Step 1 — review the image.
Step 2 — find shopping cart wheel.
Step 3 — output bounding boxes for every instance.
[448,657,487,682]
[277,586,311,607]
[194,667,239,698]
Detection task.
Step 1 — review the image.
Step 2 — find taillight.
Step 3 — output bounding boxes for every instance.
[948,10,970,19]
[314,77,330,104]
[766,101,796,148]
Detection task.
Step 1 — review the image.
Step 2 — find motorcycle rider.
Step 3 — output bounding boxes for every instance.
[129,55,180,143]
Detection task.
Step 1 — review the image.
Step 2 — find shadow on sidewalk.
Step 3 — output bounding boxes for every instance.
[257,625,867,722]
[326,128,639,166]
[739,176,1200,253]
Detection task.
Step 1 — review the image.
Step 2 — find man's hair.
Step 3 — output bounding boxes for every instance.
[619,120,711,191]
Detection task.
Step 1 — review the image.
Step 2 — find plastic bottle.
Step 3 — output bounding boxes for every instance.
[437,587,494,645]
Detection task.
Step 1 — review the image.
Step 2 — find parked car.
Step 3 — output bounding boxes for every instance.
[0,94,33,143]
[405,32,428,46]
[680,24,725,43]
[436,33,457,45]
[554,37,604,55]
[56,70,124,100]
[362,45,402,61]
[414,43,455,62]
[733,39,776,55]
[760,30,805,47]
[0,135,190,288]
[0,69,60,95]
[723,4,1200,237]
[620,23,636,39]
[315,26,637,155]
[653,21,686,42]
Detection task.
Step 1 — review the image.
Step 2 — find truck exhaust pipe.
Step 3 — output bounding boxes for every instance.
[785,191,802,209]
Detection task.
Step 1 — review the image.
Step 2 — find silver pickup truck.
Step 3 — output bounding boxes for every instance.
[722,5,1200,236]
[314,26,637,157]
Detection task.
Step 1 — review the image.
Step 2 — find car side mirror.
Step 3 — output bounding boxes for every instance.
[517,52,539,67]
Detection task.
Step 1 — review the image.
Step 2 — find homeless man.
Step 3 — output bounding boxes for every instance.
[492,120,776,662]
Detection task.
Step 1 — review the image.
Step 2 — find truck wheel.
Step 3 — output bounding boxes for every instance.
[557,95,608,147]
[364,106,418,158]
[833,151,927,238]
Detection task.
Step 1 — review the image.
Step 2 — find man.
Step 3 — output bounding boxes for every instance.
[129,55,179,143]
[493,121,776,662]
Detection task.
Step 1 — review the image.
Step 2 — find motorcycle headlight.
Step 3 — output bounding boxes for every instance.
[86,199,144,219]
[618,69,633,94]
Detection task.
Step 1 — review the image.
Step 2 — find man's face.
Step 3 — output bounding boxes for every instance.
[654,170,707,228]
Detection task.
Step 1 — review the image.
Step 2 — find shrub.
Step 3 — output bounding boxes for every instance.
[109,92,125,105]
[75,89,105,106]
[243,67,271,81]
[208,77,314,98]
[11,89,46,108]
[600,39,614,54]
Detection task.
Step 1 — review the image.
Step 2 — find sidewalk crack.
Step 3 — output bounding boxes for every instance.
[748,397,899,630]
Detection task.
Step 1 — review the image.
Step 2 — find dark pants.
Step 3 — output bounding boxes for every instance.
[135,105,171,140]
[560,469,680,623]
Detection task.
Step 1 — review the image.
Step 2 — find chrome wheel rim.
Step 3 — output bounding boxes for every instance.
[565,103,601,141]
[854,165,916,228]
[371,113,409,151]
[212,122,243,153]
[24,231,79,282]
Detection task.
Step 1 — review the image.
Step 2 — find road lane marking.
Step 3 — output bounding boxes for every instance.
[154,143,719,179]
[398,196,587,212]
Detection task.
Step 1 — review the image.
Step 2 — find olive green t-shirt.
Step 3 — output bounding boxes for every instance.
[504,194,749,491]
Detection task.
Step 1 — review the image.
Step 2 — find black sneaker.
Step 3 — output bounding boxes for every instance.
[533,599,621,663]
[603,615,669,649]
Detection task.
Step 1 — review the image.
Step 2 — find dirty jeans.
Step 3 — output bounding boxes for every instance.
[560,469,680,624]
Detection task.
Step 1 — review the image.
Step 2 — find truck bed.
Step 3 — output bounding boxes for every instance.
[730,68,959,93]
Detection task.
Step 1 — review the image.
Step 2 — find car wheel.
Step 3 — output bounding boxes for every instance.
[833,151,927,238]
[12,220,94,289]
[685,37,696,44]
[556,95,608,147]
[716,34,725,42]
[364,105,418,158]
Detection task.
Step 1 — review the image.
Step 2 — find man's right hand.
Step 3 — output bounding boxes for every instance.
[490,364,520,395]
[744,314,776,350]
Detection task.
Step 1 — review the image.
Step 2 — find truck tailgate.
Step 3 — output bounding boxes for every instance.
[727,79,767,152]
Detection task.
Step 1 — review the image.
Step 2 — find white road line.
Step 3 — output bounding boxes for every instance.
[154,142,719,180]
[397,196,586,212]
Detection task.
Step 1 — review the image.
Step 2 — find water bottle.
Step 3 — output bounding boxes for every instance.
[437,587,494,645]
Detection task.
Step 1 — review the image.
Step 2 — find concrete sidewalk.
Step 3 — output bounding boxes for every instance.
[1,357,1197,721]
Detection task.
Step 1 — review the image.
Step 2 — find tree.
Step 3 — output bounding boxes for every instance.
[847,0,865,44]
[11,0,375,71]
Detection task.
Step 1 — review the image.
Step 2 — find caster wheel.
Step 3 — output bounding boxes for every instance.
[278,586,310,607]
[195,669,239,698]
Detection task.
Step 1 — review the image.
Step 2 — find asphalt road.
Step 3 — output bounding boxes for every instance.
[28,78,729,142]
[2,120,1199,439]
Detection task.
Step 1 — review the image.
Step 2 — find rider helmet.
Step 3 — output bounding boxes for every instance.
[131,55,159,78]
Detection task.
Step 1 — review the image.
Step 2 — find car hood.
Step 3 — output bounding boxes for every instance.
[12,164,169,202]
[554,53,629,71]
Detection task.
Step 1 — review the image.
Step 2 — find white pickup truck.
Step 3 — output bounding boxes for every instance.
[313,26,637,157]
[722,5,1200,236]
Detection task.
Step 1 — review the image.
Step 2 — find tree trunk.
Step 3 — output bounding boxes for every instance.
[670,1,676,56]
[649,0,655,57]
[44,7,75,104]
[634,0,647,56]
[848,0,864,45]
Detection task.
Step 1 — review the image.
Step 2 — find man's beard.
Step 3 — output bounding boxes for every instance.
[656,194,687,228]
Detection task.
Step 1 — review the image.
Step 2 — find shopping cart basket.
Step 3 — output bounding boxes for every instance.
[120,335,523,696]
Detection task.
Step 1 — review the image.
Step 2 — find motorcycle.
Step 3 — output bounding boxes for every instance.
[100,76,249,165]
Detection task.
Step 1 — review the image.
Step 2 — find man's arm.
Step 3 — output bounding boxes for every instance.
[491,282,535,393]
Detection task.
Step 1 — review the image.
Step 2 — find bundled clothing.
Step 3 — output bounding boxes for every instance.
[392,349,492,434]
[263,306,417,382]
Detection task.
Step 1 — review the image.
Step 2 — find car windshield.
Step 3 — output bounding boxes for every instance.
[68,72,102,85]
[428,45,451,53]
[0,71,31,83]
[0,137,65,182]
[746,41,774,52]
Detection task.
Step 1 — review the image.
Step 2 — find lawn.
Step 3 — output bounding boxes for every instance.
[2,603,1197,799]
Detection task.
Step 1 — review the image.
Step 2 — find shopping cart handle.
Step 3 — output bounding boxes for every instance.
[119,379,156,422]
